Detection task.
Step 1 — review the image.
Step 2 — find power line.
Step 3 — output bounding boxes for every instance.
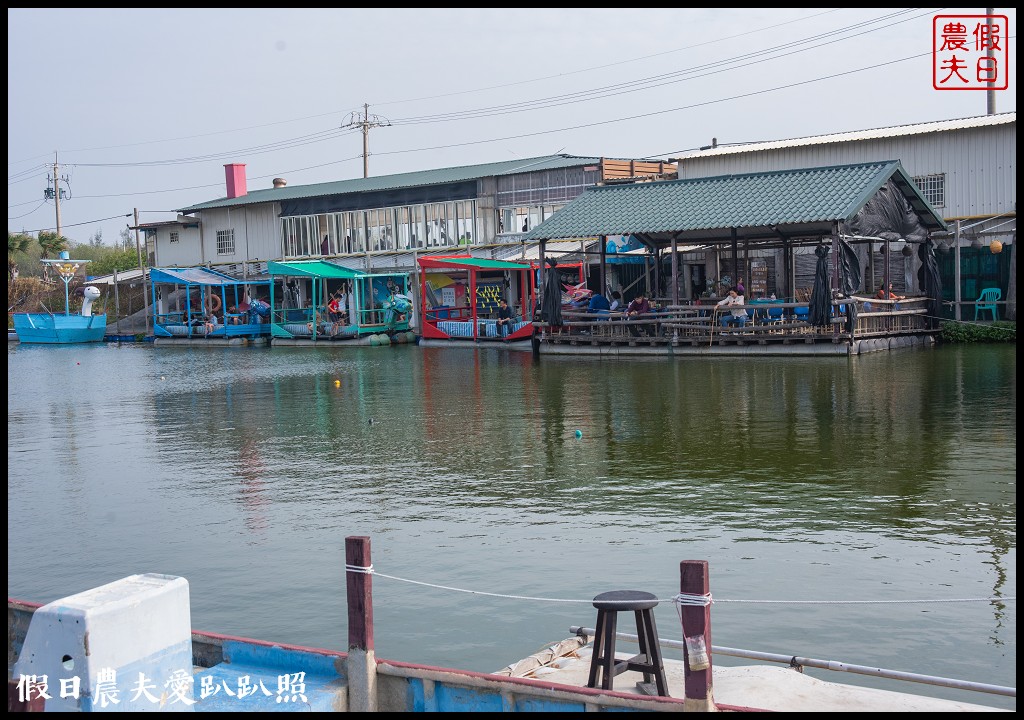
[69,127,358,169]
[385,9,927,125]
[367,51,940,160]
[16,212,133,235]
[5,11,848,166]
[370,8,848,109]
[58,153,366,201]
[7,9,920,171]
[5,49,942,210]
[10,11,929,179]
[8,200,47,220]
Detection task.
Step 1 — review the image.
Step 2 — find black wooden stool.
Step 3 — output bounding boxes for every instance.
[586,589,669,696]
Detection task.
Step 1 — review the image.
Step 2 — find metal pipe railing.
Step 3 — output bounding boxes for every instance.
[569,626,1015,698]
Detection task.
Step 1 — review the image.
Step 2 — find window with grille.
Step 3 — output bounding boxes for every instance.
[169,232,179,244]
[912,173,945,208]
[495,167,597,207]
[216,229,235,255]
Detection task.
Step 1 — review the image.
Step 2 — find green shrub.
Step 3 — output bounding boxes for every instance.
[940,320,1016,343]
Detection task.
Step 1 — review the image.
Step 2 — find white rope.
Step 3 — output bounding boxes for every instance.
[364,569,594,603]
[675,592,713,607]
[711,597,1015,605]
[343,566,1014,606]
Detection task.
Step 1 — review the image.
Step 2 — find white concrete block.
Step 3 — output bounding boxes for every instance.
[12,573,194,712]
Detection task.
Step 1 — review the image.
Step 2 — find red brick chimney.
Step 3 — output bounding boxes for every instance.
[224,163,247,199]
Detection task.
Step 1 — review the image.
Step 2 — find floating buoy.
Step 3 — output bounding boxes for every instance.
[575,429,583,438]
[334,380,341,387]
[161,376,166,380]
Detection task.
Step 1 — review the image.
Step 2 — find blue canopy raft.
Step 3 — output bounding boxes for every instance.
[149,266,272,346]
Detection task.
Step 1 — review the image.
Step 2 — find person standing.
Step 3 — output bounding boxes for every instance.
[327,292,346,335]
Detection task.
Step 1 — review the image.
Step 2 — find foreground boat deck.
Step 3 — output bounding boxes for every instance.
[502,640,1008,712]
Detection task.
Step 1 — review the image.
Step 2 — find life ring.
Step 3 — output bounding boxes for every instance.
[206,293,222,314]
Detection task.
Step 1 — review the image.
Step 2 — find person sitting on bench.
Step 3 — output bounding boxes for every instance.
[716,288,748,328]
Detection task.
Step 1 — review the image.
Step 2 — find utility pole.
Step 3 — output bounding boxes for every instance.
[986,8,996,115]
[46,154,65,238]
[341,104,391,178]
[42,155,67,282]
[54,160,62,238]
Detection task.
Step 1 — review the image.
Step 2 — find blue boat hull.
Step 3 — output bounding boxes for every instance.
[12,313,107,344]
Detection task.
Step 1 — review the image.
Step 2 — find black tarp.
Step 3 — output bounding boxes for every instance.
[846,179,930,244]
[808,244,832,327]
[838,237,862,295]
[917,238,943,328]
[837,237,860,332]
[539,258,563,326]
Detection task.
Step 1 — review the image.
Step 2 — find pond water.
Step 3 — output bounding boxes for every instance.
[6,341,1016,708]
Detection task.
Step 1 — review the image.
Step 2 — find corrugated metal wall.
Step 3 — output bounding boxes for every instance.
[201,204,280,263]
[676,124,1016,221]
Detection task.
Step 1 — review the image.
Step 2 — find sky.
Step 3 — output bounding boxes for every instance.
[7,8,1017,248]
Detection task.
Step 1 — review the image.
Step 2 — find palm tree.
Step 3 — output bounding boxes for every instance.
[8,232,32,281]
[36,231,69,282]
[37,231,68,261]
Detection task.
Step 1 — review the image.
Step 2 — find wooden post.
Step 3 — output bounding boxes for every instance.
[411,248,420,332]
[134,209,150,335]
[679,560,714,711]
[346,535,377,712]
[112,269,120,326]
[469,270,479,340]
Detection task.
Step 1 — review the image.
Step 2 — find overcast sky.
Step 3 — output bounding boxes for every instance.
[8,8,1017,248]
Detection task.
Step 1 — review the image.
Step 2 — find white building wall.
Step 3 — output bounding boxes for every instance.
[675,124,1016,222]
[151,225,201,267]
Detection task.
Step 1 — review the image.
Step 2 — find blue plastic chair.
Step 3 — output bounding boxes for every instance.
[974,288,1001,321]
[760,305,785,329]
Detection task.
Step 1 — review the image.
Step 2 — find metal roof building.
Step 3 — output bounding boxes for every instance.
[669,112,1015,227]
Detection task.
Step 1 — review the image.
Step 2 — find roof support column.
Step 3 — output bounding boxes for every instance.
[599,236,607,296]
[654,246,662,300]
[730,228,739,290]
[671,234,679,306]
[783,237,792,301]
[743,236,750,296]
